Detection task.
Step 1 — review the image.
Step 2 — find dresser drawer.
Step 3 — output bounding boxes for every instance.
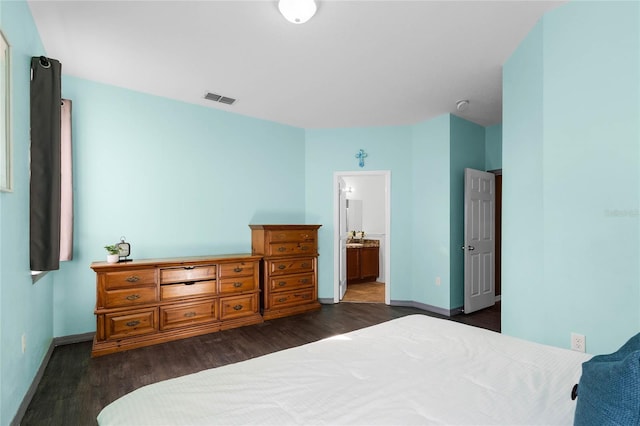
[269,273,315,292]
[219,294,258,320]
[266,229,316,243]
[219,276,257,294]
[160,279,217,301]
[268,257,315,276]
[269,288,315,309]
[159,265,216,284]
[104,286,157,308]
[267,242,316,256]
[160,300,217,330]
[105,308,157,340]
[103,269,156,289]
[218,261,255,278]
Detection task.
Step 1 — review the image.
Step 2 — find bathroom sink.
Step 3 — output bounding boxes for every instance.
[346,243,364,248]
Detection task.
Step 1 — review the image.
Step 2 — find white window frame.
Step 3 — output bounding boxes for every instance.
[0,30,12,192]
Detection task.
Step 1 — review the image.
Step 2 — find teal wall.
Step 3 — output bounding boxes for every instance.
[0,1,53,424]
[304,126,414,302]
[305,115,485,311]
[502,18,545,343]
[502,0,640,354]
[55,76,306,336]
[485,124,502,170]
[450,116,486,308]
[411,115,451,309]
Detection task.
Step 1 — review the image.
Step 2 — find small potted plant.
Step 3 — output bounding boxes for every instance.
[104,244,120,264]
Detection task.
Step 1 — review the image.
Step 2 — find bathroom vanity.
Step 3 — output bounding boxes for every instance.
[346,240,380,284]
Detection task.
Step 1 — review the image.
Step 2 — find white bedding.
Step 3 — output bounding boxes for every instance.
[98,315,591,426]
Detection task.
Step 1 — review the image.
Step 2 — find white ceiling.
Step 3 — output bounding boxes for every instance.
[27,0,565,129]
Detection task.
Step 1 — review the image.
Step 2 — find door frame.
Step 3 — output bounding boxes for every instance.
[338,176,348,300]
[488,169,502,300]
[333,170,391,304]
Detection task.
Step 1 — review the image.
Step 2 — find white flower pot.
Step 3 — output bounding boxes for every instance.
[107,254,119,264]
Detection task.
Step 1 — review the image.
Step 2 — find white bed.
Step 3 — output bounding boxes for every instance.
[98,315,591,425]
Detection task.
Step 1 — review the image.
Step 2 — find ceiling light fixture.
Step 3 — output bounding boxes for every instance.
[456,99,469,112]
[278,0,317,24]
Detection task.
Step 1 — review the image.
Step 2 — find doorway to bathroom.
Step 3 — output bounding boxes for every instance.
[333,171,390,304]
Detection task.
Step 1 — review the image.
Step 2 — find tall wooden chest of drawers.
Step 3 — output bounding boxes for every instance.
[249,224,322,320]
[91,254,262,357]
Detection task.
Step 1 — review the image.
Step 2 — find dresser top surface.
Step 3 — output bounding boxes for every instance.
[91,253,261,271]
[249,224,322,230]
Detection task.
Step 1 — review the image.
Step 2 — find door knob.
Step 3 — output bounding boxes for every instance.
[461,245,475,251]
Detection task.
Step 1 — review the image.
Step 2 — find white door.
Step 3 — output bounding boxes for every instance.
[338,177,348,300]
[464,168,495,314]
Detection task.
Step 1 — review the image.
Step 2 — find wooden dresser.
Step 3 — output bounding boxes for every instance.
[249,224,322,320]
[91,254,262,357]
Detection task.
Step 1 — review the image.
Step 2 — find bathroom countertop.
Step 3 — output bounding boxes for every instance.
[346,239,380,248]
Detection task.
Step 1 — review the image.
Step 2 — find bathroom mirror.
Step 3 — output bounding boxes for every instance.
[346,199,363,232]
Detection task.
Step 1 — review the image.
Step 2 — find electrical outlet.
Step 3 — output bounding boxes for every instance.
[571,333,586,352]
[435,276,441,286]
[21,334,26,354]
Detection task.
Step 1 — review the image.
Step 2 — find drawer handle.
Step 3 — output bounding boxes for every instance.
[300,246,308,250]
[184,281,195,286]
[278,281,287,287]
[301,263,310,268]
[278,264,286,270]
[277,247,287,252]
[300,278,309,284]
[126,276,140,283]
[125,320,140,327]
[233,266,243,273]
[301,234,309,239]
[277,297,288,303]
[125,294,140,301]
[295,294,311,300]
[233,304,243,311]
[184,312,197,318]
[233,282,243,288]
[183,266,195,270]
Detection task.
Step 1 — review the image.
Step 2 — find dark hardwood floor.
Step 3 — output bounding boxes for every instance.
[21,302,500,426]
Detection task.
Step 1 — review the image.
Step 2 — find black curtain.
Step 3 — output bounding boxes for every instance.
[30,56,62,271]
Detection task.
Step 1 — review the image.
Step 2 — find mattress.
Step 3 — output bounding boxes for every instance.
[97,314,591,425]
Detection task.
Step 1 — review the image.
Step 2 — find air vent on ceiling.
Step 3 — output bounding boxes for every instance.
[218,96,236,105]
[204,92,221,102]
[204,92,236,105]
